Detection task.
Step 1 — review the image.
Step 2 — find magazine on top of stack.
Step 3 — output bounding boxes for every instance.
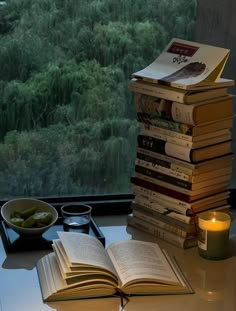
[132,38,234,90]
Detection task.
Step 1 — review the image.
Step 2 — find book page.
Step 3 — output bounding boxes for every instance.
[57,232,117,276]
[107,239,181,287]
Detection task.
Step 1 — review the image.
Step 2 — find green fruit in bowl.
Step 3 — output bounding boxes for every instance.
[10,217,24,227]
[32,212,52,226]
[10,208,53,228]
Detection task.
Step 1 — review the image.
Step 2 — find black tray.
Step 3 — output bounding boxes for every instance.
[0,217,105,253]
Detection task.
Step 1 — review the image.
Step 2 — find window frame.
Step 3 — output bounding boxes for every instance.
[0,193,134,217]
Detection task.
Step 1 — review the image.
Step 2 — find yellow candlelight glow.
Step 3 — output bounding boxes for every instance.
[199,212,231,232]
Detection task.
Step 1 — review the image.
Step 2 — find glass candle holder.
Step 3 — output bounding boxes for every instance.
[198,211,231,260]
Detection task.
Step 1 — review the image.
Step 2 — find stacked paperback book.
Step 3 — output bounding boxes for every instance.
[128,38,235,249]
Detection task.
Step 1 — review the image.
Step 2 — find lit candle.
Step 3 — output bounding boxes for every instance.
[198,211,231,260]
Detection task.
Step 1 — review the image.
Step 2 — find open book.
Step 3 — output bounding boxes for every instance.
[132,38,234,90]
[36,232,193,301]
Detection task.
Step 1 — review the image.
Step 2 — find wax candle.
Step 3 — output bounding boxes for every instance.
[198,211,231,260]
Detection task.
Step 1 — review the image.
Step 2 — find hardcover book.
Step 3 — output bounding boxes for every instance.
[137,134,232,163]
[129,79,230,104]
[36,232,193,301]
[134,164,232,191]
[136,147,233,176]
[134,92,233,126]
[137,115,234,137]
[135,157,232,183]
[131,176,228,202]
[132,38,234,90]
[140,124,231,149]
[132,183,230,210]
[135,171,230,196]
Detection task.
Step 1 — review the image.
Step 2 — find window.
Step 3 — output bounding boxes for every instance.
[0,0,197,204]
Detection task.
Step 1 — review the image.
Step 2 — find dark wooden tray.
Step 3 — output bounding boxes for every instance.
[0,217,105,253]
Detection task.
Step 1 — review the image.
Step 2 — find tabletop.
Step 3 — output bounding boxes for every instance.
[0,213,236,311]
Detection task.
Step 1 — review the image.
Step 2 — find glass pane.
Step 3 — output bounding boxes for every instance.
[0,0,197,199]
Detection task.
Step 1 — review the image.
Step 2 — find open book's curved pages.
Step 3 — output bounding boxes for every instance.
[36,231,194,301]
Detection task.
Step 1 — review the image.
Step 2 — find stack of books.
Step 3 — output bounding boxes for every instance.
[127,38,235,249]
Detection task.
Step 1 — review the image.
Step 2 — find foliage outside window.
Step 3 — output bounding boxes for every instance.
[0,0,196,199]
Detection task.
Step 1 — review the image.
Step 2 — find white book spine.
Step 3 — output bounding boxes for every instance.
[132,210,189,238]
[132,184,191,208]
[142,128,231,149]
[135,172,229,195]
[143,128,194,148]
[133,203,194,225]
[128,80,185,103]
[139,122,192,141]
[135,158,191,181]
[134,194,189,215]
[137,147,195,173]
[127,215,196,249]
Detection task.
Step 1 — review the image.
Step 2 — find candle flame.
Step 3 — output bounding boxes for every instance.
[212,218,216,223]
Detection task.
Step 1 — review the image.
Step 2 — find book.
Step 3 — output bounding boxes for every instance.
[136,147,233,175]
[137,112,233,137]
[127,214,198,249]
[129,78,230,104]
[132,191,229,216]
[132,38,234,90]
[134,165,232,191]
[131,202,231,227]
[135,171,230,196]
[134,92,233,126]
[131,203,231,235]
[137,134,232,163]
[36,231,194,301]
[135,157,232,183]
[131,202,197,229]
[138,118,232,143]
[131,176,228,202]
[132,184,230,212]
[140,124,231,149]
[131,209,196,238]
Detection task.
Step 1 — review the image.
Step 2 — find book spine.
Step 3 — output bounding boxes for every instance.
[134,194,189,215]
[135,93,195,132]
[127,215,197,249]
[132,184,192,209]
[137,147,233,175]
[137,113,194,136]
[135,165,193,190]
[135,158,193,182]
[130,176,193,202]
[135,172,229,196]
[139,121,193,142]
[132,209,195,237]
[137,134,192,162]
[142,128,194,148]
[128,80,186,103]
[132,203,195,227]
[136,148,195,174]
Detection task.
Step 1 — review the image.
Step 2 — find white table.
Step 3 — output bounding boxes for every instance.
[1,214,236,311]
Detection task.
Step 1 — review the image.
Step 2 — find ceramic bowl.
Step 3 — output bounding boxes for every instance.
[1,198,58,236]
